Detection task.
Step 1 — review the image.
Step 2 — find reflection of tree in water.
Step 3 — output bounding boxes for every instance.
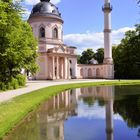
[138,128,140,137]
[114,94,140,128]
[82,97,106,107]
[98,98,106,107]
[114,86,140,139]
[82,97,95,107]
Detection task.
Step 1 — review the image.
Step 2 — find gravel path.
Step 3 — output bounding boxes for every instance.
[0,79,111,103]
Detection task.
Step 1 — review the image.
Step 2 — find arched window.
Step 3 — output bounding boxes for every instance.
[80,68,83,77]
[53,28,58,39]
[96,68,100,78]
[88,68,92,77]
[39,27,45,38]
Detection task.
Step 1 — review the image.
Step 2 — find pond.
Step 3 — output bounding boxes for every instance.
[4,85,140,140]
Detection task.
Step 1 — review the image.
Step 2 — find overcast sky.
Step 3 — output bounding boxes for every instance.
[22,0,139,54]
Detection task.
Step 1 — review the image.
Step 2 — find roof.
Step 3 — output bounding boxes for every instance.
[29,0,62,19]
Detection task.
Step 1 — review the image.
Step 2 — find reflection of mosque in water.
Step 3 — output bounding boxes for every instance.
[4,86,114,140]
[36,86,114,140]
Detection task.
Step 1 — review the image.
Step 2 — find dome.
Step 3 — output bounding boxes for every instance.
[29,0,61,18]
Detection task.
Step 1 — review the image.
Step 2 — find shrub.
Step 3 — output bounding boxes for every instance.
[0,74,26,91]
[16,74,26,86]
[10,77,19,89]
[0,82,7,91]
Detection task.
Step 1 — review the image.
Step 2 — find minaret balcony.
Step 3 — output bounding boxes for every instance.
[102,3,112,12]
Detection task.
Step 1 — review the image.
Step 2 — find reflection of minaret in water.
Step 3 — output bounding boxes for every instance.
[106,98,114,140]
[78,86,114,140]
[104,86,114,140]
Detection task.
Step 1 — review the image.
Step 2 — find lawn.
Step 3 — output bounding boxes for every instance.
[0,80,140,139]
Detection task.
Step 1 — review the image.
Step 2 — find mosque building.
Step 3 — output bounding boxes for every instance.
[28,0,114,80]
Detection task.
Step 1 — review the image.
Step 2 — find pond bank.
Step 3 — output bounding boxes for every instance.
[0,79,110,103]
[0,80,140,139]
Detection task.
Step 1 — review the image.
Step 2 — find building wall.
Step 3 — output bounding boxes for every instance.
[77,64,114,79]
[69,57,77,79]
[28,15,114,80]
[29,17,63,46]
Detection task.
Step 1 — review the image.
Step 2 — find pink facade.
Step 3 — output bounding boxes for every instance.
[28,0,114,80]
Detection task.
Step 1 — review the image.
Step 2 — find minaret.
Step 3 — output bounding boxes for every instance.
[102,0,113,64]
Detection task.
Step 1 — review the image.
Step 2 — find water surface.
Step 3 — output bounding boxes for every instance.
[4,85,140,140]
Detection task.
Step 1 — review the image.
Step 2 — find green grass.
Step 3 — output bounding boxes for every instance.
[0,80,140,139]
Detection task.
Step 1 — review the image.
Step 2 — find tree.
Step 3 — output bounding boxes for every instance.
[80,49,95,64]
[113,24,140,79]
[0,0,38,89]
[94,48,104,64]
[77,55,81,64]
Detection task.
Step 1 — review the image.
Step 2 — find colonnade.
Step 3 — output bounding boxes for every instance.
[49,56,71,80]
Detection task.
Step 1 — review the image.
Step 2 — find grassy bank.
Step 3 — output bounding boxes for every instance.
[0,80,140,139]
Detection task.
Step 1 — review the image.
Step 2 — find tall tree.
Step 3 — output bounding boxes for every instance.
[94,48,104,64]
[113,24,140,79]
[77,55,81,64]
[0,0,38,84]
[80,49,95,64]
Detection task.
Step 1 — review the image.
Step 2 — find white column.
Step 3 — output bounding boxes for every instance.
[72,58,77,79]
[62,58,64,79]
[64,57,68,79]
[56,56,59,79]
[60,58,64,79]
[103,0,113,64]
[67,58,71,79]
[52,56,55,79]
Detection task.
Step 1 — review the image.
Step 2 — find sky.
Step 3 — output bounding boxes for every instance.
[22,0,139,54]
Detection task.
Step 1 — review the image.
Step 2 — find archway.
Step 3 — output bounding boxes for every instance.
[80,68,83,78]
[88,68,92,77]
[96,68,100,78]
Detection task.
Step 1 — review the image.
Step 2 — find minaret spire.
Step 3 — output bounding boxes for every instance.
[102,0,113,64]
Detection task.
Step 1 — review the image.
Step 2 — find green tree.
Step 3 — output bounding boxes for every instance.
[113,24,140,79]
[77,55,81,64]
[0,0,38,88]
[80,49,95,64]
[94,48,104,64]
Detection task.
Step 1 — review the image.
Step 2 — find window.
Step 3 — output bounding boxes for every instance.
[39,27,45,38]
[53,28,58,39]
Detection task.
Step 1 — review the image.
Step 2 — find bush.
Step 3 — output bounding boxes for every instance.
[10,77,19,89]
[16,74,26,86]
[0,74,26,91]
[0,82,7,91]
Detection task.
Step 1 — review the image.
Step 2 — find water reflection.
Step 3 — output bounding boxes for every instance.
[4,85,140,140]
